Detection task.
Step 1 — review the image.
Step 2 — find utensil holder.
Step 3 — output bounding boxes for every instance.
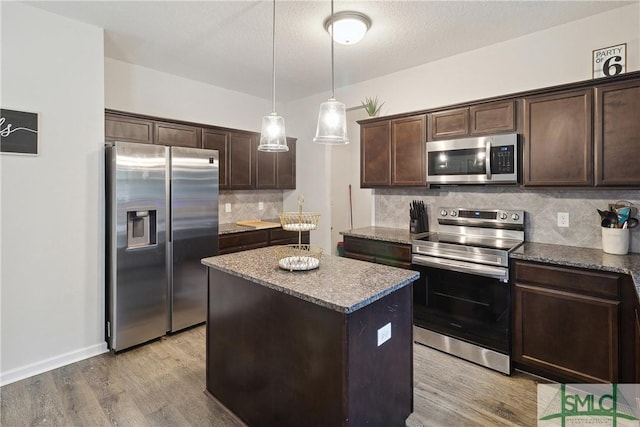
[602,227,629,255]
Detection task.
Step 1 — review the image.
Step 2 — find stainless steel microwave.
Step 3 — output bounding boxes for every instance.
[426,133,519,184]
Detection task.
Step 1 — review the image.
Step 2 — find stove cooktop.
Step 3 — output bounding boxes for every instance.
[414,232,524,252]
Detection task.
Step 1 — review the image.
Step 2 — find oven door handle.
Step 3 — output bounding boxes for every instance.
[412,254,508,281]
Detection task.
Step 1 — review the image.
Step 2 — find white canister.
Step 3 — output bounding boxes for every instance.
[602,227,630,255]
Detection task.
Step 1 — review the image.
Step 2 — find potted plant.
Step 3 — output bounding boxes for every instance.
[361,96,384,117]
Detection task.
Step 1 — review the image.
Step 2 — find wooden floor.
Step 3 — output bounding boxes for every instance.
[1,325,545,426]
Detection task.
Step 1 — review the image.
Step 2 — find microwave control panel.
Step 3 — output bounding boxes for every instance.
[490,145,515,174]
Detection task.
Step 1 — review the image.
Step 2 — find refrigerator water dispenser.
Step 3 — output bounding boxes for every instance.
[127,210,156,248]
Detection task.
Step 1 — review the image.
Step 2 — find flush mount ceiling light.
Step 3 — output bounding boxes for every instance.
[324,11,371,45]
[258,0,288,152]
[314,0,349,145]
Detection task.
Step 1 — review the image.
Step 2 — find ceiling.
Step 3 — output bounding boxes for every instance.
[28,1,634,102]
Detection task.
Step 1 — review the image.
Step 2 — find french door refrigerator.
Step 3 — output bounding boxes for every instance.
[106,141,218,351]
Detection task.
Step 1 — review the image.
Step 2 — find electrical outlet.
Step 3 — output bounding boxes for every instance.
[377,323,391,346]
[258,202,264,211]
[557,212,569,228]
[225,203,231,213]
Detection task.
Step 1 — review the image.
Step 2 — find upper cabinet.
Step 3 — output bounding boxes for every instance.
[361,114,426,188]
[202,128,229,189]
[523,89,593,186]
[276,138,296,189]
[253,140,297,189]
[429,107,468,140]
[469,101,516,135]
[594,79,640,186]
[392,115,426,186]
[154,121,201,148]
[105,110,296,190]
[105,113,154,144]
[361,121,391,187]
[428,101,516,141]
[229,132,256,189]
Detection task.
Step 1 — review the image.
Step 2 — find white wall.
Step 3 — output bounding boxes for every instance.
[329,108,372,255]
[105,58,271,132]
[0,3,106,385]
[288,3,640,251]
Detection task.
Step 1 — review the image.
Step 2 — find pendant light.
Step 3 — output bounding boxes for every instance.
[313,0,349,145]
[258,0,288,152]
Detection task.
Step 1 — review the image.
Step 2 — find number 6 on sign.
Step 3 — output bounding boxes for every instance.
[593,43,626,78]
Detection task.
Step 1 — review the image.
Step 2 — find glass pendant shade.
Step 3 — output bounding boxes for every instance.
[258,112,288,152]
[313,98,349,145]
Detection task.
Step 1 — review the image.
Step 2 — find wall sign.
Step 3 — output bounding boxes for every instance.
[0,108,39,155]
[592,43,626,79]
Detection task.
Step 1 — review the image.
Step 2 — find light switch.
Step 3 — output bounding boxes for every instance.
[225,203,231,213]
[258,202,264,211]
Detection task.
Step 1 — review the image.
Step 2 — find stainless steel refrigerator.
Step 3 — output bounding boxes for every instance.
[106,141,218,351]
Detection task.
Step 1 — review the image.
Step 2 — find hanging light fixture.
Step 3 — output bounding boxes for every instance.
[258,0,288,152]
[324,11,371,45]
[313,0,349,145]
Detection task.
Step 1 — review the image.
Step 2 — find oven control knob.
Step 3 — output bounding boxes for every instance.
[511,213,520,221]
[440,209,447,216]
[450,210,458,217]
[499,212,508,220]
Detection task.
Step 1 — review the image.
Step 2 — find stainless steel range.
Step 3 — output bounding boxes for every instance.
[411,207,525,374]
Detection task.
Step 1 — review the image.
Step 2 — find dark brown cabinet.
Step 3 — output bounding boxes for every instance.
[429,107,468,140]
[594,79,640,186]
[392,115,426,186]
[202,128,229,189]
[360,121,391,187]
[636,309,640,382]
[154,121,201,148]
[255,143,277,189]
[360,115,425,188]
[469,101,516,135]
[219,228,309,255]
[106,110,297,190]
[105,113,154,144]
[253,137,297,189]
[428,101,515,141]
[343,236,412,269]
[522,89,593,186]
[228,132,256,189]
[276,138,296,189]
[511,260,638,383]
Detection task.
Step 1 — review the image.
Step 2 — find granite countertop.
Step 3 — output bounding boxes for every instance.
[219,219,281,235]
[340,226,427,245]
[202,246,419,313]
[511,242,640,297]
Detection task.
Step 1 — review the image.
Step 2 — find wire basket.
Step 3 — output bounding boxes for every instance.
[279,212,320,232]
[274,244,323,271]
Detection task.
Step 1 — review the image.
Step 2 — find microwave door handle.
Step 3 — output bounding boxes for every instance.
[485,140,492,180]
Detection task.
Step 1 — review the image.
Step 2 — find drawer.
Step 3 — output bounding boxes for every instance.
[219,230,269,254]
[343,236,411,263]
[269,228,309,245]
[514,260,621,300]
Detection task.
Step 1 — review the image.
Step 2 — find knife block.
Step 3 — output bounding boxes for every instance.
[410,218,428,234]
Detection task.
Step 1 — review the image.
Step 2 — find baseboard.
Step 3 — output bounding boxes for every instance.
[0,342,109,386]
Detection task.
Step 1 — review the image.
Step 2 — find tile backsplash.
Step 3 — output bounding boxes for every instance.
[219,190,283,224]
[375,187,640,253]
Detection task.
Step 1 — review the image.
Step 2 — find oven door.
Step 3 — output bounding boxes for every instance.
[412,261,511,355]
[426,134,518,184]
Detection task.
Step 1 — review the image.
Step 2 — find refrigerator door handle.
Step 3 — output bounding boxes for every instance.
[166,240,173,332]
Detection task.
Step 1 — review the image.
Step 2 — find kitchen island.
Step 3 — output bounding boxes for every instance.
[202,246,419,426]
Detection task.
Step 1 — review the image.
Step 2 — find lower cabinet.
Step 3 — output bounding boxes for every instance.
[219,228,310,255]
[343,236,411,269]
[512,260,637,383]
